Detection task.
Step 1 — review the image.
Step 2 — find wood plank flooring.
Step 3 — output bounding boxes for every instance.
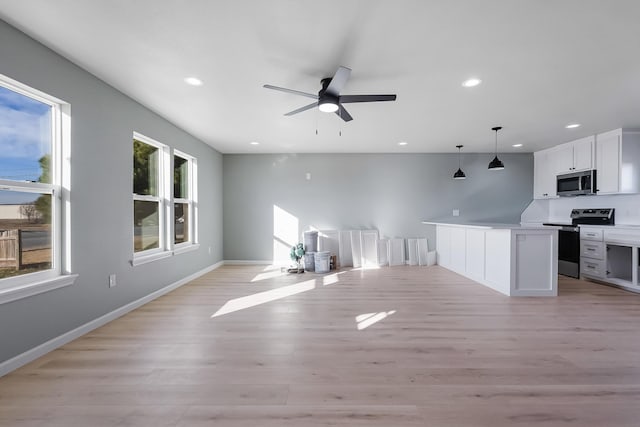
[1,265,640,426]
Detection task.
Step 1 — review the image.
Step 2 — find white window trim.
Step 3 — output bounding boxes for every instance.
[131,136,199,266]
[172,150,198,250]
[0,74,76,305]
[132,132,169,261]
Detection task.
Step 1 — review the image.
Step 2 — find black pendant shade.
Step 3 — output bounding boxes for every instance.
[453,145,466,179]
[488,126,505,170]
[488,156,504,170]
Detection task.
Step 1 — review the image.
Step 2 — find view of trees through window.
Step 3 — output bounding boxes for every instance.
[133,138,161,252]
[0,85,53,279]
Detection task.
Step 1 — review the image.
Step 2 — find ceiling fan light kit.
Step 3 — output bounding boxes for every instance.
[264,66,396,122]
[488,126,505,170]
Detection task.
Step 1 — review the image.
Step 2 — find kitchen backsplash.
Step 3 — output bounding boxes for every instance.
[521,193,640,225]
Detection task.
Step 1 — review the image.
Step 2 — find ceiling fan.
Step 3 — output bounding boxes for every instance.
[263,66,396,122]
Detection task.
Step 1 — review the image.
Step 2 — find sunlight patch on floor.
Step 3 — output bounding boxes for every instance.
[211,279,317,318]
[251,269,287,282]
[356,310,396,330]
[322,272,344,286]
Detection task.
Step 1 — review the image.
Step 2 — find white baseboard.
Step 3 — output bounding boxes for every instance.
[0,260,224,377]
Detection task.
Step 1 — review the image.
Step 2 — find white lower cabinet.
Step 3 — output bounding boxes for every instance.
[581,258,606,279]
[433,224,558,296]
[580,240,605,259]
[580,226,640,292]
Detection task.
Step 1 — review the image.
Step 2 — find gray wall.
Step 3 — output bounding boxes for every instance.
[0,21,223,364]
[223,153,533,260]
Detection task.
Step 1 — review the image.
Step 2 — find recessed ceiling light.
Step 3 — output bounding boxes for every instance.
[512,143,523,148]
[250,141,260,145]
[184,77,203,86]
[398,141,408,146]
[565,123,581,129]
[462,78,482,88]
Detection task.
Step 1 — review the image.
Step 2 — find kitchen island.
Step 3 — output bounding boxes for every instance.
[423,221,558,296]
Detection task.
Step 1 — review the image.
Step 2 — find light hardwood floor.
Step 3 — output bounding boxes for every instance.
[1,265,640,426]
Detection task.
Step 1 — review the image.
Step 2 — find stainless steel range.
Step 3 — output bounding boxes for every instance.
[543,208,615,278]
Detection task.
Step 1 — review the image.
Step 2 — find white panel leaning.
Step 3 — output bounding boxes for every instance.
[350,230,362,268]
[388,238,405,266]
[338,230,353,267]
[417,238,429,265]
[407,238,419,266]
[360,230,380,267]
[378,238,389,266]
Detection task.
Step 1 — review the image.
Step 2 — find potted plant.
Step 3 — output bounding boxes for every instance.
[288,243,305,273]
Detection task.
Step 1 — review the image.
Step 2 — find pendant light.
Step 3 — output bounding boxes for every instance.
[453,145,466,180]
[488,126,505,170]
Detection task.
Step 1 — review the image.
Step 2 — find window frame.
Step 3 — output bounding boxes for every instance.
[172,150,198,251]
[0,74,76,305]
[131,134,198,266]
[132,132,170,264]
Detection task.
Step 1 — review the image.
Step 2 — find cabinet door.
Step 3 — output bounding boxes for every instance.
[533,149,557,199]
[596,130,620,194]
[573,136,594,171]
[554,143,574,174]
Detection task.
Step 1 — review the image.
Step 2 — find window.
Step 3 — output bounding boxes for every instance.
[132,133,197,265]
[133,134,166,254]
[0,74,75,304]
[173,151,197,247]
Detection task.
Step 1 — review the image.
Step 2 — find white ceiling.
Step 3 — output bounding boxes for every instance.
[1,0,640,153]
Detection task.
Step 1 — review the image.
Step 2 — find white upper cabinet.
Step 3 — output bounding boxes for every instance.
[573,137,595,171]
[596,128,640,194]
[555,136,595,175]
[595,129,620,194]
[533,149,557,199]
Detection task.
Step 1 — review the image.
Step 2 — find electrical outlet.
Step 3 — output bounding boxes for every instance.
[453,209,460,217]
[109,274,117,288]
[306,172,311,180]
[208,246,212,255]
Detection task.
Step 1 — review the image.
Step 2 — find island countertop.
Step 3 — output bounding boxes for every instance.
[421,220,560,230]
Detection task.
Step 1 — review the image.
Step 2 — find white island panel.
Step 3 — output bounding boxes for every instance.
[423,221,558,297]
[485,230,511,295]
[514,231,557,295]
[450,227,467,274]
[465,229,485,282]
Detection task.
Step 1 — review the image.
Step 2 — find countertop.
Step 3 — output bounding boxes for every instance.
[421,220,560,230]
[523,222,640,229]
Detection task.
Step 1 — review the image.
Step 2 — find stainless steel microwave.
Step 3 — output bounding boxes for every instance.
[557,170,597,196]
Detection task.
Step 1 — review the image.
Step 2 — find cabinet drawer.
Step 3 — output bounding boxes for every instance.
[580,227,603,241]
[580,240,605,260]
[581,258,605,278]
[603,229,640,245]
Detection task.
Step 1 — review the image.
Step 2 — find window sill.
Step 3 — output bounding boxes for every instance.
[131,251,172,266]
[0,274,79,305]
[173,243,200,256]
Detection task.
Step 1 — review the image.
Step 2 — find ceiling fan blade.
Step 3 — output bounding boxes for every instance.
[284,102,318,116]
[325,66,352,96]
[339,94,397,103]
[263,84,318,100]
[335,104,353,122]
